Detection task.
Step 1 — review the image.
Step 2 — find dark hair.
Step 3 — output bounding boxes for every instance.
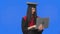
[26,5,37,25]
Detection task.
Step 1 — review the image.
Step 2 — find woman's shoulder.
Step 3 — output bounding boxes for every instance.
[22,16,27,21]
[37,16,40,18]
[23,16,27,18]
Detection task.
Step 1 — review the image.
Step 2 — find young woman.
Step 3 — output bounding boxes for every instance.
[21,3,44,34]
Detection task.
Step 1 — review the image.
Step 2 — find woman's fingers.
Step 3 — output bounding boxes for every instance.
[28,27,32,30]
[32,25,36,27]
[38,24,44,30]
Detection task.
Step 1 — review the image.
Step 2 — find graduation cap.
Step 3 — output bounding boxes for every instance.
[27,2,37,8]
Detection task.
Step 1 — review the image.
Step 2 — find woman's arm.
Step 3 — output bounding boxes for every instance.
[28,25,36,30]
[21,18,28,34]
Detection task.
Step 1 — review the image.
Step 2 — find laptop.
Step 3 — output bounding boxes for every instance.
[35,17,49,29]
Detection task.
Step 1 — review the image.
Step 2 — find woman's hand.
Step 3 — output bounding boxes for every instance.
[38,24,44,31]
[28,25,36,30]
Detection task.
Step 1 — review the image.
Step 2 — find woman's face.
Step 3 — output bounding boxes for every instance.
[32,7,35,14]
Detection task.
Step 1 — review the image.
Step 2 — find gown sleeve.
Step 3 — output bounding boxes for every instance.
[21,18,28,34]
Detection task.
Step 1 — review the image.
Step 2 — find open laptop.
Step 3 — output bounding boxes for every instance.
[35,17,49,29]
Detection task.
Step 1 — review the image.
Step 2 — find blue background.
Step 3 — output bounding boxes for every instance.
[0,0,60,34]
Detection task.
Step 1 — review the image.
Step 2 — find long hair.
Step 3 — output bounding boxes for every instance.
[26,5,37,25]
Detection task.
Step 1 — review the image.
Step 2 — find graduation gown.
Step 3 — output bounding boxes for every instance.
[21,16,43,34]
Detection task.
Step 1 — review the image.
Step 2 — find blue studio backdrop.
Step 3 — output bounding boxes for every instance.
[0,0,60,34]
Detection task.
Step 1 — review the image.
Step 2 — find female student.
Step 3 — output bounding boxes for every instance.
[21,2,44,34]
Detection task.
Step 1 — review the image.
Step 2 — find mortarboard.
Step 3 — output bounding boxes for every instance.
[27,2,37,8]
